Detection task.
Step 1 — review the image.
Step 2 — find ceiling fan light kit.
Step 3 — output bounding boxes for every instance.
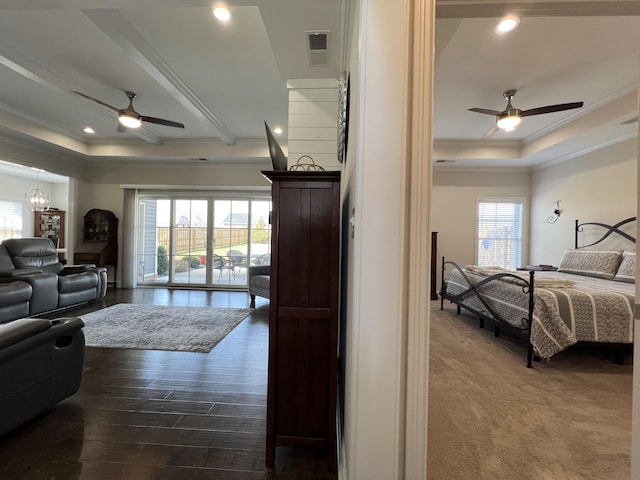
[118,110,142,129]
[72,90,185,130]
[469,89,584,137]
[496,109,522,131]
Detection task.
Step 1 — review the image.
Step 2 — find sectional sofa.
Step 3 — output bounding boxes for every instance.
[0,237,107,323]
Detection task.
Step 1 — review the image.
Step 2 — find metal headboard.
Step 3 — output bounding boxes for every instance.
[574,217,636,249]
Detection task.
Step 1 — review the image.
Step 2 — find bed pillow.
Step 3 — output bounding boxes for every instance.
[613,251,635,283]
[557,249,622,280]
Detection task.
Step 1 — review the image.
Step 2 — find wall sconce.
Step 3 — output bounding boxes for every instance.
[547,200,561,224]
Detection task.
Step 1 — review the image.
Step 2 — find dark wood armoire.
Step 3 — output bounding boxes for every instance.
[262,170,340,471]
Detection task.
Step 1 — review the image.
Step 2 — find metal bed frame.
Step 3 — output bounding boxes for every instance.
[439,216,636,368]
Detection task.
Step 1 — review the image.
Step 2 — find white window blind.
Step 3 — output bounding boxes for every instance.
[477,199,523,270]
[0,200,23,241]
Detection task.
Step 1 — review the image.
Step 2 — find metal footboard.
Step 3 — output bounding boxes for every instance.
[439,257,536,368]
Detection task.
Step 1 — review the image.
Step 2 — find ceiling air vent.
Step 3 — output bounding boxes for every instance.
[305,30,330,67]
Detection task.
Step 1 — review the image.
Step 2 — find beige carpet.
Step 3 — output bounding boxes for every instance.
[428,301,632,480]
[80,303,251,352]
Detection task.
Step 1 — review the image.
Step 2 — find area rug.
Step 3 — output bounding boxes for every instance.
[80,303,251,352]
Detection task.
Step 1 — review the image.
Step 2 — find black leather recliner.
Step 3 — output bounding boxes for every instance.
[0,317,84,437]
[0,238,107,319]
[0,281,32,322]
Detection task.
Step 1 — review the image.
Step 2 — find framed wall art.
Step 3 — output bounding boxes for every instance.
[337,71,350,163]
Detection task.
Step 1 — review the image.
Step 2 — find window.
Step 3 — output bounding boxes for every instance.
[476,199,524,270]
[136,194,271,288]
[0,200,23,241]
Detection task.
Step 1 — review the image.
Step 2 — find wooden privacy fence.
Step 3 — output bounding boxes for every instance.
[156,227,249,255]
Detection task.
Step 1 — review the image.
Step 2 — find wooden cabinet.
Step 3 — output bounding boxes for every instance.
[35,209,65,261]
[263,170,340,471]
[81,208,117,243]
[75,209,118,282]
[35,209,65,248]
[431,231,438,300]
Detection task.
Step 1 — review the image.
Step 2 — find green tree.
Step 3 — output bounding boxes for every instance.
[157,245,169,275]
[182,255,201,268]
[251,217,269,244]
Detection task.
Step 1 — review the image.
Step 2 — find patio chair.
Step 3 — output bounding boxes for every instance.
[213,254,234,280]
[227,250,248,278]
[252,253,271,266]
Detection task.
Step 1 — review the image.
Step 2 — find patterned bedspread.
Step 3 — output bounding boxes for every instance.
[442,266,635,359]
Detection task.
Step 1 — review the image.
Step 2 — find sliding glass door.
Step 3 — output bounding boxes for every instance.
[137,195,270,289]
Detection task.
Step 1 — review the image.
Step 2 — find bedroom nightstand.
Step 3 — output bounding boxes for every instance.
[517,265,558,271]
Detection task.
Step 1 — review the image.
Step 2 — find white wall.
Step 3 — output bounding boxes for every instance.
[287,79,340,171]
[341,0,415,477]
[431,169,530,287]
[338,0,359,477]
[530,138,637,264]
[0,173,69,239]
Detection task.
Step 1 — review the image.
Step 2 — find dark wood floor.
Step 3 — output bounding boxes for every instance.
[0,288,338,479]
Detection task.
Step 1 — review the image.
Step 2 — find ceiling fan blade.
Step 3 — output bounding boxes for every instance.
[72,91,119,112]
[521,102,584,117]
[469,107,501,116]
[482,124,499,139]
[141,115,185,129]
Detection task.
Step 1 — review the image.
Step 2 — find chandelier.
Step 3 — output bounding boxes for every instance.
[25,170,50,212]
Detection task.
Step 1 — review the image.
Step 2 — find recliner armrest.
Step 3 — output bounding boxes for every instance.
[0,268,44,277]
[0,318,51,349]
[248,265,271,277]
[61,264,97,274]
[0,317,84,364]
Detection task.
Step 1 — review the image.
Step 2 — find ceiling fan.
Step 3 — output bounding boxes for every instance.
[469,90,583,138]
[72,90,185,129]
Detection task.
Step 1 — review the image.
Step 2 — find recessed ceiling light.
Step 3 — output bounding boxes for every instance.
[83,127,95,134]
[274,127,283,135]
[213,5,231,22]
[495,15,520,34]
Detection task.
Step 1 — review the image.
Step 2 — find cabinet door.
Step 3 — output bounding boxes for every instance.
[35,210,65,248]
[276,184,336,307]
[264,171,340,471]
[85,210,106,241]
[273,183,336,439]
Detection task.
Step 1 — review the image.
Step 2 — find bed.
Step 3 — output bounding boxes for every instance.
[439,217,636,367]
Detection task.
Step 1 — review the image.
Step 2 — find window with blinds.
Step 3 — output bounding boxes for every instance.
[477,199,524,270]
[0,200,23,242]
